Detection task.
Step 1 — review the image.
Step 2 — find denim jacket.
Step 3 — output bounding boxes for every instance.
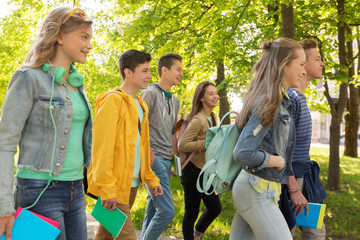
[233,96,295,184]
[0,67,92,216]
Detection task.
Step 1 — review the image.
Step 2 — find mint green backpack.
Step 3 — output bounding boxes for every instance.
[196,111,242,195]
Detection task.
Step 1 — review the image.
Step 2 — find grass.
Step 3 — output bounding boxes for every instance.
[86,147,360,240]
[296,147,360,240]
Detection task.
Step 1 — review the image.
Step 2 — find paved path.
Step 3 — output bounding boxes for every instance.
[86,211,183,240]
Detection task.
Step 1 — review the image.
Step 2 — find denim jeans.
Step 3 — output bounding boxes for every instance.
[181,162,221,240]
[230,171,292,240]
[141,155,175,240]
[15,178,87,240]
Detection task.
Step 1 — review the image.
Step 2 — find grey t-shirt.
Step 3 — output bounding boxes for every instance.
[140,83,180,160]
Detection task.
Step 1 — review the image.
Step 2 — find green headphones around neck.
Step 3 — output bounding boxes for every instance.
[42,63,84,88]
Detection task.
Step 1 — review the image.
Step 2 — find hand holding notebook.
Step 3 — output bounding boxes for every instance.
[0,208,60,240]
[291,201,326,229]
[91,196,127,238]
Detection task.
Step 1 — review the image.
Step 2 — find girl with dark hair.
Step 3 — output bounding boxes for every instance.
[178,81,222,240]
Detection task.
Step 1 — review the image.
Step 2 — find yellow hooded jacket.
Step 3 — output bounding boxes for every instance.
[87,87,160,204]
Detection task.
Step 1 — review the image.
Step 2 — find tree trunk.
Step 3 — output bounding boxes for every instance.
[215,59,230,124]
[327,99,343,189]
[325,81,347,190]
[344,28,358,157]
[358,31,360,114]
[281,3,294,39]
[344,83,359,157]
[268,1,279,24]
[326,0,348,190]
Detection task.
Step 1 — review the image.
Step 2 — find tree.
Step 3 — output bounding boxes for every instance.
[281,1,294,39]
[323,0,350,190]
[108,0,280,118]
[286,0,360,190]
[215,59,230,122]
[344,26,359,157]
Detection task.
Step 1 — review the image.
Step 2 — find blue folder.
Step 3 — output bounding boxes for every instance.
[292,202,326,229]
[0,208,60,240]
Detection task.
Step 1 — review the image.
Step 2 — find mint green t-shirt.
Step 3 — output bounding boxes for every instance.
[17,89,89,180]
[131,98,144,187]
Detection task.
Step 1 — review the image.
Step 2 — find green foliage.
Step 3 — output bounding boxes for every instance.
[1,0,360,114]
[2,0,359,115]
[0,4,46,108]
[105,0,285,113]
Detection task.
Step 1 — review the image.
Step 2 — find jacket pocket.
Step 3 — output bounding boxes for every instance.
[278,114,290,142]
[37,97,65,127]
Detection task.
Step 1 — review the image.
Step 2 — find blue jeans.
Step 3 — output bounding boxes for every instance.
[230,171,292,240]
[15,178,87,240]
[181,162,221,240]
[141,155,175,240]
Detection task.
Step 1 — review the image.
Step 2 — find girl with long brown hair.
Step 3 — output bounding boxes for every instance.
[230,38,306,239]
[178,81,221,240]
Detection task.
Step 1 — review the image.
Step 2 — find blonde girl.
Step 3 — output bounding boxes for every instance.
[0,7,93,240]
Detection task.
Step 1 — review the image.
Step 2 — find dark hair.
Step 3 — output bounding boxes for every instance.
[157,53,182,77]
[299,39,318,60]
[187,81,217,123]
[299,39,318,50]
[119,49,152,79]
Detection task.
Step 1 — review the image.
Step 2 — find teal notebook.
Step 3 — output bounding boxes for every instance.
[91,196,127,238]
[0,208,60,240]
[292,202,326,229]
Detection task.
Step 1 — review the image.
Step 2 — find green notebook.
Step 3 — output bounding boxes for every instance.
[91,196,127,238]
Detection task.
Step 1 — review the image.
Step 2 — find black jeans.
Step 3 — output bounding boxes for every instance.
[181,162,222,240]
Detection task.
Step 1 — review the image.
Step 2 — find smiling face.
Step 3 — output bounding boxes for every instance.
[201,85,219,110]
[162,59,183,87]
[57,25,93,64]
[282,48,307,90]
[125,61,152,90]
[304,48,325,80]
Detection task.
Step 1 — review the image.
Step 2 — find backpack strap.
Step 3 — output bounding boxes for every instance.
[176,118,196,169]
[219,111,238,127]
[181,152,195,170]
[196,159,217,195]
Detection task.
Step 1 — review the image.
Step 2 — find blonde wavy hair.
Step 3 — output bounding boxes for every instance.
[236,38,302,128]
[23,6,92,68]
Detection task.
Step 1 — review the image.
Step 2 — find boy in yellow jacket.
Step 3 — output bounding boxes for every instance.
[87,49,163,240]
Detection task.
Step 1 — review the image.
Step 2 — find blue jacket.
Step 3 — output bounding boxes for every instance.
[280,160,327,230]
[0,67,92,216]
[293,161,328,203]
[233,96,295,184]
